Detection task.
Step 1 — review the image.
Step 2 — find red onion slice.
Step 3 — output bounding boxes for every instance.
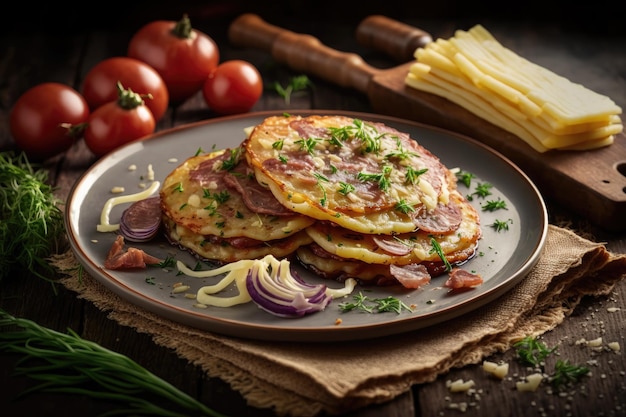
[119,196,162,242]
[246,258,332,317]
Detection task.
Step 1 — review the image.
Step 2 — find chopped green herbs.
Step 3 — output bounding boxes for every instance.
[328,119,382,154]
[472,182,493,198]
[153,256,177,269]
[271,75,313,105]
[513,336,590,389]
[220,148,241,171]
[491,219,513,232]
[429,237,452,271]
[481,198,508,211]
[272,139,284,150]
[384,140,419,160]
[357,165,392,192]
[514,336,556,367]
[395,199,415,214]
[405,167,427,184]
[551,360,590,388]
[338,181,355,195]
[456,170,476,187]
[294,137,321,154]
[338,292,412,314]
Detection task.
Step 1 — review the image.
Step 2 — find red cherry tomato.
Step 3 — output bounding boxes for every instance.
[84,83,155,157]
[10,82,90,160]
[128,14,219,104]
[82,57,169,121]
[202,60,263,115]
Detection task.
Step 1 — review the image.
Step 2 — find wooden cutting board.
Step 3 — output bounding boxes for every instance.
[228,14,626,232]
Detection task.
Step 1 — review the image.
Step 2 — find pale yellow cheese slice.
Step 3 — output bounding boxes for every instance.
[405,24,623,152]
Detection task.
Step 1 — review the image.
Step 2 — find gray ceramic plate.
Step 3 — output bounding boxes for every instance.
[65,110,548,342]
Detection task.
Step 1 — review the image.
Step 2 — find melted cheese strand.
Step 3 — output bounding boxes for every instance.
[176,255,357,310]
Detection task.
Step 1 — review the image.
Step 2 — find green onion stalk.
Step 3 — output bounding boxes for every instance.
[0,308,228,417]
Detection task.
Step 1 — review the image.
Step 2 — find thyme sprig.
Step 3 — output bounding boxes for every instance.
[429,237,452,271]
[0,309,227,417]
[338,292,412,314]
[514,336,556,367]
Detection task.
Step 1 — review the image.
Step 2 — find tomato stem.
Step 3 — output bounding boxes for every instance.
[115,81,151,110]
[171,14,192,39]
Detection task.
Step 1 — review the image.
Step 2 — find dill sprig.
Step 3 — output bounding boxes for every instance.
[0,151,66,284]
[550,359,590,388]
[513,336,556,367]
[0,309,228,417]
[338,292,412,314]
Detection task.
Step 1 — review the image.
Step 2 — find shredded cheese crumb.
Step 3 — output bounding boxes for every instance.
[587,337,603,347]
[147,164,155,181]
[608,342,621,352]
[483,360,509,379]
[111,186,125,194]
[128,164,137,171]
[172,285,191,294]
[447,378,475,392]
[516,373,543,392]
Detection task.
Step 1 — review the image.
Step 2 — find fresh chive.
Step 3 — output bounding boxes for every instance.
[0,309,228,417]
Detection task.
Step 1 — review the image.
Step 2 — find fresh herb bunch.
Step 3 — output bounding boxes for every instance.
[0,308,227,417]
[0,151,66,282]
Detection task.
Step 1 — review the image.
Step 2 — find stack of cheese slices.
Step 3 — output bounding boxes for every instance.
[405,25,623,153]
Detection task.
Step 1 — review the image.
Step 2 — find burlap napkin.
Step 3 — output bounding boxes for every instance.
[50,225,626,416]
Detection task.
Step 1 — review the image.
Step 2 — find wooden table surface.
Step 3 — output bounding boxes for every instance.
[1,2,625,416]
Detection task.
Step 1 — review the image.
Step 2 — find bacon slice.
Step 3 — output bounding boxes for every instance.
[389,263,431,289]
[372,236,413,256]
[104,235,161,270]
[444,268,483,289]
[223,157,294,216]
[412,200,463,234]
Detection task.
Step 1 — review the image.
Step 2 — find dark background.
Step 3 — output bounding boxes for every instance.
[2,0,622,35]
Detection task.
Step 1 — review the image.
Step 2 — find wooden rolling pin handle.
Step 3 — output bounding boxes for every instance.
[228,13,376,93]
[356,15,433,62]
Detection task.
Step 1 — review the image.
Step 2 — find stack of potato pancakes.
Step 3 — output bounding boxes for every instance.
[160,114,481,287]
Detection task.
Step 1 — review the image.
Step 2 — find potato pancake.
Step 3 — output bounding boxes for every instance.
[163,216,313,263]
[160,149,315,263]
[244,114,455,234]
[304,190,480,266]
